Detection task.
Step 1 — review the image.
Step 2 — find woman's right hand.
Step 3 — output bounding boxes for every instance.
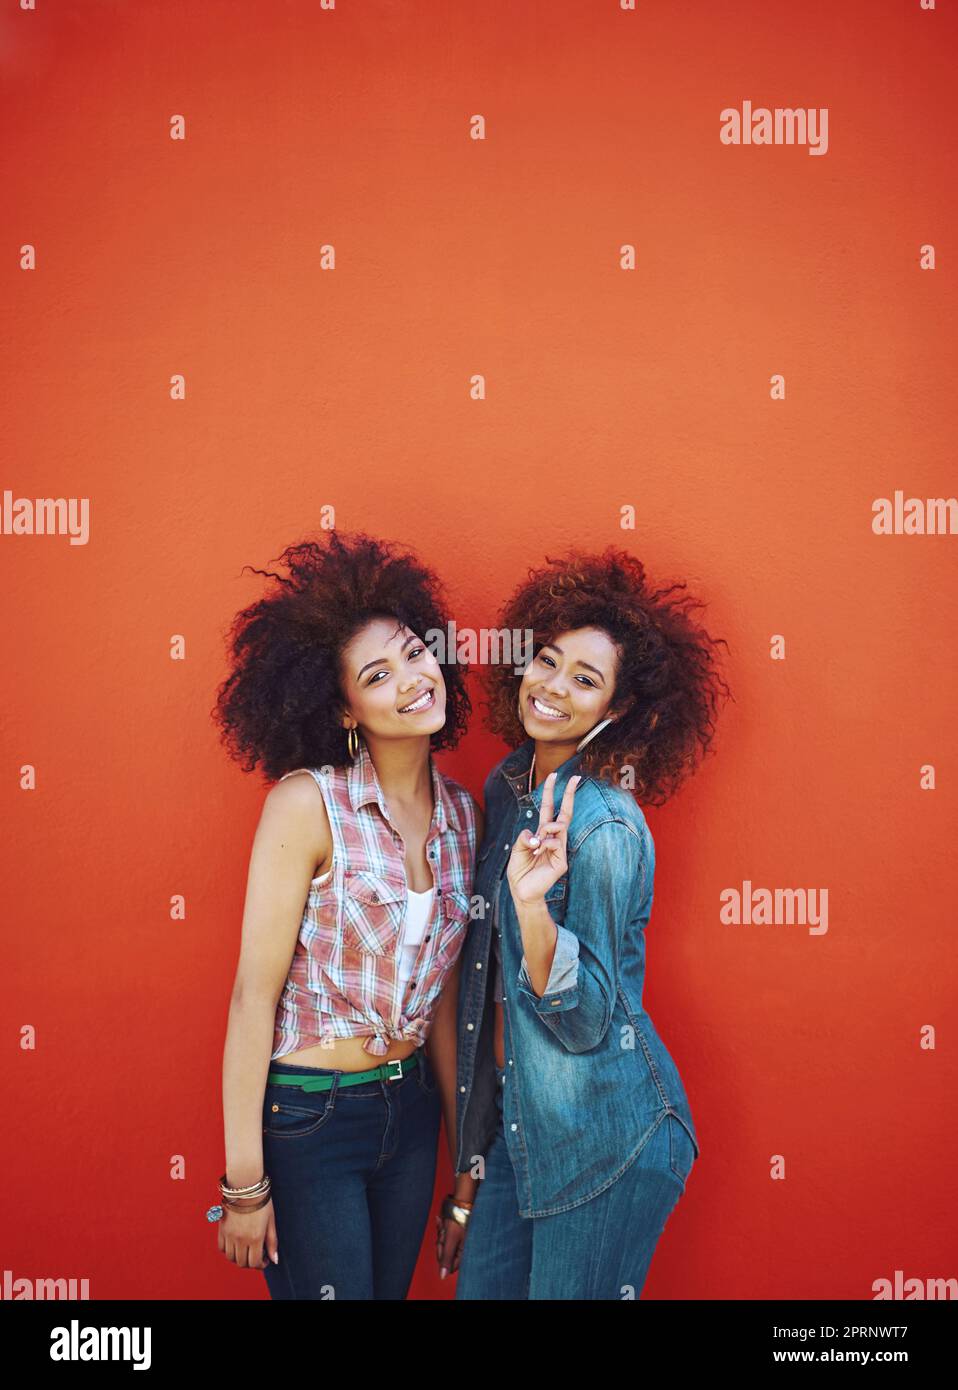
[435,1174,478,1280]
[435,1212,467,1280]
[217,1200,278,1270]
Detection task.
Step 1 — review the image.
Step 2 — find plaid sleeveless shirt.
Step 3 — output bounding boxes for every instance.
[271,738,478,1059]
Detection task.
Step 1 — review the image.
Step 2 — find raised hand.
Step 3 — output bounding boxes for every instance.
[506,771,581,905]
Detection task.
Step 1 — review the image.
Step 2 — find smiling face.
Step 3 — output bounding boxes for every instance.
[338,616,447,743]
[518,626,625,750]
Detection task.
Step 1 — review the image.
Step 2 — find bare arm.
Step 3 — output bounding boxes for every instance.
[425,798,483,1176]
[218,773,331,1269]
[425,951,462,1170]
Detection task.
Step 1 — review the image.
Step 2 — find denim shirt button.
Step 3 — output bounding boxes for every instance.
[475,962,482,969]
[510,1123,518,1132]
[525,810,533,817]
[466,1022,474,1031]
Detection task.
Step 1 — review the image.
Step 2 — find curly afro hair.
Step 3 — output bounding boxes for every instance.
[482,546,732,806]
[212,530,471,781]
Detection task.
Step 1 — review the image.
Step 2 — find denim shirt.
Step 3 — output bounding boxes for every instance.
[454,738,701,1218]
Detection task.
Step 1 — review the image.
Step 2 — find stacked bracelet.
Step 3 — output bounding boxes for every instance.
[206,1172,272,1222]
[441,1193,474,1228]
[219,1172,271,1200]
[221,1190,272,1213]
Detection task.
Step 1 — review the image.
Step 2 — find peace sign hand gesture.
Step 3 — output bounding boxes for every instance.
[506,771,581,905]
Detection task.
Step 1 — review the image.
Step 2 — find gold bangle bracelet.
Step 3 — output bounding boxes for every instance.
[220,1173,271,1197]
[223,1193,272,1213]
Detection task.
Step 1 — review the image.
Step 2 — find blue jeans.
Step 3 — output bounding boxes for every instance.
[455,1065,696,1300]
[261,1050,441,1300]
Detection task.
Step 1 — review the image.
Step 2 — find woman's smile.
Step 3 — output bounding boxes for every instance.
[398,686,436,714]
[527,692,570,722]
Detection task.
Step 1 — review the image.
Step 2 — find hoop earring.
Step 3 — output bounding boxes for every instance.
[576,716,614,753]
[346,725,360,759]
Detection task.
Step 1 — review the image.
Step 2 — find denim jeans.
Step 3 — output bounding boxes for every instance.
[455,1066,696,1300]
[261,1050,441,1300]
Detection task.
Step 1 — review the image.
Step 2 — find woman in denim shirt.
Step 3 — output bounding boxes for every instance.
[443,546,730,1299]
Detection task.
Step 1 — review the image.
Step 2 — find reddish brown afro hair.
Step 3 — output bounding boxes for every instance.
[482,546,731,805]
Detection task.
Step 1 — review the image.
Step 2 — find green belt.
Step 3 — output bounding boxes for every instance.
[267,1050,420,1093]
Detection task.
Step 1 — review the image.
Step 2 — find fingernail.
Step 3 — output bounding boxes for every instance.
[529,836,540,847]
[271,1252,279,1264]
[440,1268,447,1279]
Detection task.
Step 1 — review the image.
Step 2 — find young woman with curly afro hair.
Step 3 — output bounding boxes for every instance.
[448,545,731,1300]
[209,530,481,1300]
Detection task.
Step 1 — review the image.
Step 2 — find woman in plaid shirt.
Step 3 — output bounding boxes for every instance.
[211,530,479,1299]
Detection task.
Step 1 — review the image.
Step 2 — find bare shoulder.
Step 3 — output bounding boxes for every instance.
[263,768,327,812]
[259,770,333,862]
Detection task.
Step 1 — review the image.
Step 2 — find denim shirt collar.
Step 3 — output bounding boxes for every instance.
[498,737,585,812]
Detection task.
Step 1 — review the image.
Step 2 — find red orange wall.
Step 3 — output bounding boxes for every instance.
[2,0,955,1300]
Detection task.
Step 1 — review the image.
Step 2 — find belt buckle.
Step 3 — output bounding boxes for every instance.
[386,1058,404,1083]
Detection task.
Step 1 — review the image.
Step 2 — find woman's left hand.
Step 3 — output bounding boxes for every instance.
[506,771,581,904]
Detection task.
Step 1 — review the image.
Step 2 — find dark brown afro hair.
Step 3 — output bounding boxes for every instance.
[212,530,471,781]
[482,546,731,806]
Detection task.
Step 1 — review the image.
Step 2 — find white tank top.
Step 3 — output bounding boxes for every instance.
[396,888,435,989]
[312,864,434,989]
